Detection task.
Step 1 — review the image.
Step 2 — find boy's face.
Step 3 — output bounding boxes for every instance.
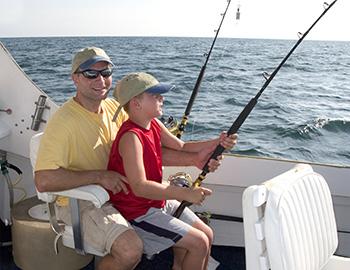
[138,92,164,118]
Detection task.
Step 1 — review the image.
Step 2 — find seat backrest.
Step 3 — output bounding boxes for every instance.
[29,132,56,203]
[243,164,338,270]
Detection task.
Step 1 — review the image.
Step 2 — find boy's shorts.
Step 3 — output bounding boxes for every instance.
[130,200,201,256]
[56,201,133,254]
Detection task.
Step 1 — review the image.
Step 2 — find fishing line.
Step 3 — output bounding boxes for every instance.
[173,0,338,218]
[165,0,234,139]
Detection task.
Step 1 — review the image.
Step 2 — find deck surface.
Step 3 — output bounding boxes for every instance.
[0,244,246,270]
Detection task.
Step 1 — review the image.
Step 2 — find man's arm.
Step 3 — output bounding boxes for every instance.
[159,119,238,171]
[157,118,237,154]
[162,148,199,166]
[162,146,223,172]
[35,168,128,195]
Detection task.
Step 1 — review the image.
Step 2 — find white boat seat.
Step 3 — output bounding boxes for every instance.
[29,132,109,257]
[242,163,350,270]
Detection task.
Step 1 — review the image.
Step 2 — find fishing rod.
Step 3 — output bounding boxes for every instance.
[170,0,233,138]
[173,0,338,218]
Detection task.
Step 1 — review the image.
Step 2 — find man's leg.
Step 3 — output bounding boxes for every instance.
[97,229,143,270]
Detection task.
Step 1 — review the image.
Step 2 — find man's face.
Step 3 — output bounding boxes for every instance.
[73,61,112,102]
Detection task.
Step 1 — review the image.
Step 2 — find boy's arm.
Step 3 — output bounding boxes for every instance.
[119,132,211,203]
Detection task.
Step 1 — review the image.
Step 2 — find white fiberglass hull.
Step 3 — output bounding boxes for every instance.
[164,154,350,256]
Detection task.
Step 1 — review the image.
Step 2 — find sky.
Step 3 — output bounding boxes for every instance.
[0,0,348,41]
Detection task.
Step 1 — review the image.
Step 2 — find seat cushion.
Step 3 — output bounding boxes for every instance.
[264,168,338,270]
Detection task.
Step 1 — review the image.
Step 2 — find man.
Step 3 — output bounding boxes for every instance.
[34,47,237,270]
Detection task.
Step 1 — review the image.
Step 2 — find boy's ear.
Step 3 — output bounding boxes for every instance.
[131,97,142,109]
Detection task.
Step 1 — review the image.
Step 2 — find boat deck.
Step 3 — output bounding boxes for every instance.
[0,244,246,270]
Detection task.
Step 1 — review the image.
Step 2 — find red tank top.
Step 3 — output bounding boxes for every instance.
[107,119,165,220]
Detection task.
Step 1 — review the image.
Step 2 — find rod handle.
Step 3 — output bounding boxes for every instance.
[173,201,192,218]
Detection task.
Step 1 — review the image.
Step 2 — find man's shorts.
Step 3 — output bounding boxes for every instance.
[56,201,133,254]
[130,200,201,256]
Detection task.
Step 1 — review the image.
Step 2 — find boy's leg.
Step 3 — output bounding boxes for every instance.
[191,220,214,269]
[165,200,213,269]
[172,226,210,270]
[172,247,186,270]
[172,221,213,270]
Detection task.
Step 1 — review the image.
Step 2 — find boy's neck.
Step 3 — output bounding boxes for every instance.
[128,113,152,129]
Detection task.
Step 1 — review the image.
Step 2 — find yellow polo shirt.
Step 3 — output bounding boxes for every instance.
[35,98,127,205]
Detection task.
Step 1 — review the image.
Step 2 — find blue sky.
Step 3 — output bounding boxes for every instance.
[0,0,348,41]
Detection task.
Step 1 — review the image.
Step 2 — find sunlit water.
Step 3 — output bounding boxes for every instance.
[2,37,350,165]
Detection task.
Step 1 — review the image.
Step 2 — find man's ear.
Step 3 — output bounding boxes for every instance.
[71,73,79,86]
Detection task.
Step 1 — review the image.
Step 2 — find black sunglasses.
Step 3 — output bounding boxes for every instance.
[78,68,113,79]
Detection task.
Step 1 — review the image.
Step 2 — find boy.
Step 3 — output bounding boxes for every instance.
[108,72,234,270]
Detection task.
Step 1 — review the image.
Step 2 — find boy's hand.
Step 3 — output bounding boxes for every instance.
[188,187,212,205]
[219,131,238,150]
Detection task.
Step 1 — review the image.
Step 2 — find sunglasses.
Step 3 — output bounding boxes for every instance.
[78,68,113,79]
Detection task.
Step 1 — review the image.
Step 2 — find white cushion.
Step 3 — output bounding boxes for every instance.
[264,166,338,270]
[54,185,109,208]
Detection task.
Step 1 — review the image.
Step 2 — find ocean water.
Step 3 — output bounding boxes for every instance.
[2,37,350,166]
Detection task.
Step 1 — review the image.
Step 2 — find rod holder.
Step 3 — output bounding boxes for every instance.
[31,95,50,131]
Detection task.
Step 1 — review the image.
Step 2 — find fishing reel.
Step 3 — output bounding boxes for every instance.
[168,172,211,224]
[168,172,193,188]
[159,115,179,136]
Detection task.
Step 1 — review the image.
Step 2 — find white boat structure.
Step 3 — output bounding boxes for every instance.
[1,40,350,269]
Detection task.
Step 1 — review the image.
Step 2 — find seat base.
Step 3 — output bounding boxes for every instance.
[11,196,93,270]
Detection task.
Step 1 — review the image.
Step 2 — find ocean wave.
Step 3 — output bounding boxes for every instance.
[224,97,244,106]
[278,118,350,140]
[320,118,350,132]
[233,147,269,157]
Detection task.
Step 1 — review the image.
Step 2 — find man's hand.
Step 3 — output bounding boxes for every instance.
[195,144,222,171]
[194,132,238,171]
[98,171,129,195]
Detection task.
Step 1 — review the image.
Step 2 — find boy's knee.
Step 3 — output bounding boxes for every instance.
[190,231,210,255]
[201,233,210,251]
[206,227,214,244]
[193,222,213,247]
